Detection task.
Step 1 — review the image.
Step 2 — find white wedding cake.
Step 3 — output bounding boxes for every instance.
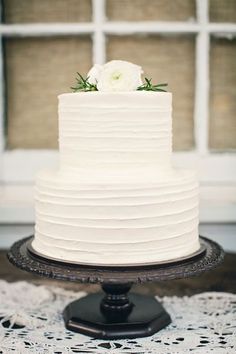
[32,60,200,265]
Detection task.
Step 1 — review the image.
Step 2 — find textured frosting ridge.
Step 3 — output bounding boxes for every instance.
[33,92,200,265]
[58,92,172,180]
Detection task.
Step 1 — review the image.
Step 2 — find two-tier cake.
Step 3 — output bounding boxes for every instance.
[32,60,200,265]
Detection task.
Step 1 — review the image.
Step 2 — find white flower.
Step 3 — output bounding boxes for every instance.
[87,64,103,85]
[96,60,143,92]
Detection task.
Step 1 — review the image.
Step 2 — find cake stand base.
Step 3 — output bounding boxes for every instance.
[64,284,171,339]
[7,236,224,339]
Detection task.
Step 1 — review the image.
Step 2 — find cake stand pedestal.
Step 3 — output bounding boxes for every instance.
[8,236,224,340]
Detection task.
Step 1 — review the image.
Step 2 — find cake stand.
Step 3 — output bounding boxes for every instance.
[8,236,224,340]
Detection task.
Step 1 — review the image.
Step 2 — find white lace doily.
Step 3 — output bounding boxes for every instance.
[0,280,235,353]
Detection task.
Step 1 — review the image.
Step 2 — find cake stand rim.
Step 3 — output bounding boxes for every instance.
[27,236,206,268]
[7,235,224,284]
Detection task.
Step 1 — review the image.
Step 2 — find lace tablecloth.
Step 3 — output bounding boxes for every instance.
[0,280,235,353]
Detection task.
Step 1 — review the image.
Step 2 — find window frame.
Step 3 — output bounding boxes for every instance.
[0,0,236,223]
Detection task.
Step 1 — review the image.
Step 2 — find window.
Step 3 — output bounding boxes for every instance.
[0,0,236,223]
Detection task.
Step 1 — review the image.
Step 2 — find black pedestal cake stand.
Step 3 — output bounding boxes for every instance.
[8,236,224,340]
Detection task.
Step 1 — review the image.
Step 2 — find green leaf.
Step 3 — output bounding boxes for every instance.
[71,72,98,92]
[137,79,168,92]
[145,77,152,85]
[154,83,168,87]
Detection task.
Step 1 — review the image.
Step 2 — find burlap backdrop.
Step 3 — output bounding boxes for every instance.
[209,0,236,22]
[209,38,236,150]
[106,0,196,21]
[3,0,92,23]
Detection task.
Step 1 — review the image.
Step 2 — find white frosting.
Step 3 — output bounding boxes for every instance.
[58,92,172,182]
[33,92,200,265]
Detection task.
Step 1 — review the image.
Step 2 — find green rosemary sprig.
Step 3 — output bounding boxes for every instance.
[71,73,98,92]
[137,78,168,92]
[71,73,167,92]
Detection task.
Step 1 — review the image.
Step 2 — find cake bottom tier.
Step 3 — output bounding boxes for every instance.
[33,169,200,265]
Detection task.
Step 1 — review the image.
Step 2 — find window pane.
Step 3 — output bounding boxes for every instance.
[209,38,236,150]
[106,0,196,22]
[5,37,92,149]
[3,0,92,23]
[209,0,236,22]
[107,35,195,150]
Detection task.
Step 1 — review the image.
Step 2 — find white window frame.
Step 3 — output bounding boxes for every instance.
[0,0,236,223]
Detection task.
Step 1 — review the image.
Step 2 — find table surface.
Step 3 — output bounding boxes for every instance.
[1,250,235,296]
